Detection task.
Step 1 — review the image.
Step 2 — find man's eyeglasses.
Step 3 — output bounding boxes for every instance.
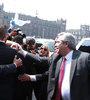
[40,48,47,51]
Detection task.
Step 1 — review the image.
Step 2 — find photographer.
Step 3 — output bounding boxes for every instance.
[7,28,26,41]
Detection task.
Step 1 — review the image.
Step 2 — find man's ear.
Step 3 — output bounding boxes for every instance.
[65,41,69,47]
[3,33,8,42]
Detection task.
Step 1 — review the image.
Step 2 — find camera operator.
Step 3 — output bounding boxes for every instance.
[7,28,26,41]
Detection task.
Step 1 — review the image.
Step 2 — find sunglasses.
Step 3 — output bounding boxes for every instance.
[40,48,47,51]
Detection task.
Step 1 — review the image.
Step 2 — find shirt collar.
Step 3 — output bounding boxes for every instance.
[65,50,73,61]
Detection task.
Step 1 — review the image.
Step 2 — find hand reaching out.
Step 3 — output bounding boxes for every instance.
[13,55,22,67]
[18,74,30,82]
[11,43,25,56]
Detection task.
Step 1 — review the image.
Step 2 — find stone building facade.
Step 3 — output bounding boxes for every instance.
[67,25,90,43]
[0,4,66,39]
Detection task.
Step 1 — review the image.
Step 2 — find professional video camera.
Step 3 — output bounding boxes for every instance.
[15,28,26,38]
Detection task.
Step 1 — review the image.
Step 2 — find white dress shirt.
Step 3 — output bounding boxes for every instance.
[61,50,73,100]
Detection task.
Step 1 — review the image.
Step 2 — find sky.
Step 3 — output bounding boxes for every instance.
[0,0,90,29]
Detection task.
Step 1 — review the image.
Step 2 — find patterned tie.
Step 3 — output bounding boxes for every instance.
[52,57,66,100]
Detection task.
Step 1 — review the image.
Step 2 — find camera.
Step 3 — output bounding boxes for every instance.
[15,28,26,38]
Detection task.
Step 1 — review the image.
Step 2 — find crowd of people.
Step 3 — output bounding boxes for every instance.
[0,24,90,100]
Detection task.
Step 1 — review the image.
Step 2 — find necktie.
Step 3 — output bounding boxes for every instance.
[53,57,66,100]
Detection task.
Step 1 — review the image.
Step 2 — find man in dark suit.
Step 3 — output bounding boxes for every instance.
[0,24,23,100]
[0,55,22,75]
[18,32,90,100]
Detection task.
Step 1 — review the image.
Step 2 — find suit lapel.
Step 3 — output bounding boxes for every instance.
[55,57,63,85]
[54,50,80,86]
[70,50,80,85]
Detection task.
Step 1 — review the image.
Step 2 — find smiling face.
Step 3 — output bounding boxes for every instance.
[39,45,49,57]
[54,34,71,56]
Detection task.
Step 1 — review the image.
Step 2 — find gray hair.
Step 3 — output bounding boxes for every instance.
[56,32,76,50]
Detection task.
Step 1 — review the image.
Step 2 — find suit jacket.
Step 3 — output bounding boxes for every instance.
[0,64,17,75]
[25,50,90,100]
[25,52,61,98]
[0,42,20,100]
[48,50,90,100]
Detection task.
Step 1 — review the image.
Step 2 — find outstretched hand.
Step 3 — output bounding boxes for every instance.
[13,55,22,67]
[11,43,24,55]
[18,74,30,82]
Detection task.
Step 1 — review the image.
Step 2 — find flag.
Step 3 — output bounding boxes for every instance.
[10,13,31,26]
[10,18,16,25]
